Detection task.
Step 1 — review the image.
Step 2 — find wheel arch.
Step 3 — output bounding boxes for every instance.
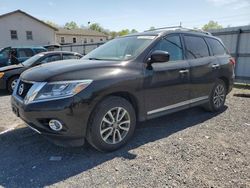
[218,76,229,93]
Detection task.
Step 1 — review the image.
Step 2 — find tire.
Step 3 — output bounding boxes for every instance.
[203,79,227,112]
[7,76,19,93]
[86,96,136,152]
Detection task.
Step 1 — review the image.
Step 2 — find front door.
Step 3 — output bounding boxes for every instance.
[144,34,190,117]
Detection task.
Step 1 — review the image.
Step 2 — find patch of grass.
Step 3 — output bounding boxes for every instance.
[234,83,250,90]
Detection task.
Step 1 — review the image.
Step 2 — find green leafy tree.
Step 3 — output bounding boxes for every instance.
[89,23,104,32]
[202,21,223,31]
[130,29,138,33]
[118,29,130,36]
[44,20,59,28]
[64,21,79,29]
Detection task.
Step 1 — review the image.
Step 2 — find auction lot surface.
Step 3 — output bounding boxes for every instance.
[0,88,249,188]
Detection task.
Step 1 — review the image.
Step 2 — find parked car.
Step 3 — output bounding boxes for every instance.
[11,27,235,152]
[0,46,47,67]
[0,51,82,93]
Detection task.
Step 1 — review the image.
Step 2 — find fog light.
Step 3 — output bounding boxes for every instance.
[49,120,63,131]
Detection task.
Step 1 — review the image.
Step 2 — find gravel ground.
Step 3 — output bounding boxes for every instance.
[0,88,249,188]
[0,91,22,133]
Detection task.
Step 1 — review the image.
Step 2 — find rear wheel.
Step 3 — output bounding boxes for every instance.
[86,96,136,152]
[7,76,19,93]
[203,79,226,112]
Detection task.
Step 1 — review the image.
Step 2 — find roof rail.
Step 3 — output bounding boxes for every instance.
[144,26,212,35]
[144,26,182,32]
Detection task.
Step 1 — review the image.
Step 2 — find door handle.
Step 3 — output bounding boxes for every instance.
[212,64,220,69]
[179,69,189,74]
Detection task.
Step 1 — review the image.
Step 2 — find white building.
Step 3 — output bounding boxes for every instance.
[0,10,57,48]
[56,28,108,45]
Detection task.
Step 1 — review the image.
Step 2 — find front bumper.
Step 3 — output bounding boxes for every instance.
[11,94,93,147]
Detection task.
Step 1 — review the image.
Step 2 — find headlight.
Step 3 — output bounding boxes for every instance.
[0,72,4,78]
[24,80,92,104]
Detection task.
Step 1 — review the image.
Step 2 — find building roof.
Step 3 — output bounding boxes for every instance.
[56,28,108,37]
[0,9,58,31]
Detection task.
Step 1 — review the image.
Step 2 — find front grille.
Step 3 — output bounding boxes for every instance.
[16,80,33,99]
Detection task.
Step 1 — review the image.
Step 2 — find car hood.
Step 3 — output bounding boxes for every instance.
[0,64,24,72]
[21,59,125,82]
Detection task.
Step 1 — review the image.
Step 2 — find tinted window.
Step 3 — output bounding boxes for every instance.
[17,49,33,58]
[184,36,209,59]
[153,35,183,61]
[40,54,61,63]
[33,48,47,54]
[0,48,11,58]
[206,38,226,56]
[63,54,81,60]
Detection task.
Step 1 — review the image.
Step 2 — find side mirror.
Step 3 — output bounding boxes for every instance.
[150,50,170,64]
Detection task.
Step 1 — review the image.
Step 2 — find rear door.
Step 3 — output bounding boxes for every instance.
[183,34,217,100]
[144,34,190,117]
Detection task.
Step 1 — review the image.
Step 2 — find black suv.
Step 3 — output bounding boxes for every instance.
[11,28,235,151]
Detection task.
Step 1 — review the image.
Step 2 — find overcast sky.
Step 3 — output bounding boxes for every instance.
[0,0,249,31]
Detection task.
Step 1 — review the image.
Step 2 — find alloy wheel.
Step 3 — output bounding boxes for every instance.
[11,79,18,90]
[100,107,130,144]
[213,84,225,108]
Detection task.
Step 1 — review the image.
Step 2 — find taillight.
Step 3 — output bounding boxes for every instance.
[229,58,236,67]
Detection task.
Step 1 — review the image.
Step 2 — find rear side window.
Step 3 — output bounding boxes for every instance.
[184,36,209,59]
[33,48,47,54]
[153,35,183,61]
[17,49,33,58]
[63,54,81,60]
[206,38,227,56]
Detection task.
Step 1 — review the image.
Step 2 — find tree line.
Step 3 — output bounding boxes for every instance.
[45,20,224,38]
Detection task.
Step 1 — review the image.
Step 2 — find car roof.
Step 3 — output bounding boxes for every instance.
[12,46,46,49]
[39,51,82,56]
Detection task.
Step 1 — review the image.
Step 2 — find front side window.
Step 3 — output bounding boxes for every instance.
[40,54,61,63]
[206,38,227,56]
[26,31,33,40]
[10,30,18,40]
[184,36,209,59]
[152,35,183,61]
[18,49,33,58]
[22,54,45,67]
[83,35,156,61]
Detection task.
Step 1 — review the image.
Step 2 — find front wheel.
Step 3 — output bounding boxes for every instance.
[203,79,227,112]
[7,76,19,93]
[86,96,136,152]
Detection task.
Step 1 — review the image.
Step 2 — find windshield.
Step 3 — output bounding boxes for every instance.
[83,35,156,61]
[22,53,44,67]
